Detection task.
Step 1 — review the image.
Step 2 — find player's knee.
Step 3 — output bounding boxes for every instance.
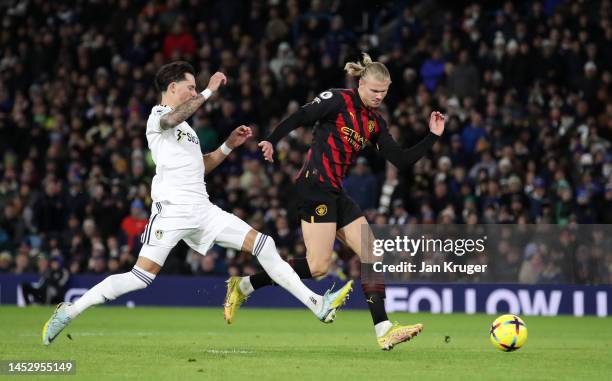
[135,249,164,274]
[253,233,277,257]
[307,257,331,277]
[130,266,156,288]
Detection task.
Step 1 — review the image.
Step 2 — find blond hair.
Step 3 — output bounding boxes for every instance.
[344,53,391,82]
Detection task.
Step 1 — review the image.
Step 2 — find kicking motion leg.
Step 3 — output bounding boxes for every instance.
[239,221,336,293]
[42,246,168,345]
[220,221,352,324]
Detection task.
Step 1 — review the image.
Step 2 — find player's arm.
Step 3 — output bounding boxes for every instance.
[159,72,227,130]
[203,125,253,175]
[376,111,445,170]
[259,90,340,162]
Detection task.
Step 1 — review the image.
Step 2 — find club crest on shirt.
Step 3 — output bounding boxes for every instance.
[155,230,164,240]
[368,120,375,132]
[315,204,328,216]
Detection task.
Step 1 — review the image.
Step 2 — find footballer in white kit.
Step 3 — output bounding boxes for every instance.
[140,103,246,260]
[42,61,353,346]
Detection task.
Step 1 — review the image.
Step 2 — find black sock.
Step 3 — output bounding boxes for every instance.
[361,262,388,325]
[249,271,274,290]
[250,257,312,290]
[363,290,389,325]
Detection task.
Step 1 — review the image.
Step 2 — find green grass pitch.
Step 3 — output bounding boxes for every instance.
[1,306,610,380]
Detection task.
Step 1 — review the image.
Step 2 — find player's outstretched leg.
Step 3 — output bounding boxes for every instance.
[224,257,313,324]
[42,265,155,345]
[224,273,353,324]
[42,248,163,345]
[223,228,353,324]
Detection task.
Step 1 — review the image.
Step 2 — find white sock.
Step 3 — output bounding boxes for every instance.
[239,277,255,296]
[375,320,393,337]
[66,266,155,319]
[253,234,322,314]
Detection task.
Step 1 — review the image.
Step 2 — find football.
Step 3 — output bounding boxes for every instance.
[489,314,528,352]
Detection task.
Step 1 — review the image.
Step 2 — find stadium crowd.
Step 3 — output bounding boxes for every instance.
[0,0,610,284]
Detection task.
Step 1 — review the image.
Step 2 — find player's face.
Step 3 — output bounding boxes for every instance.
[171,73,198,104]
[359,76,390,108]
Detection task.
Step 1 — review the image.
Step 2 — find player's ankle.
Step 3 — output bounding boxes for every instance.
[313,294,325,315]
[65,304,79,320]
[239,277,255,296]
[374,320,393,337]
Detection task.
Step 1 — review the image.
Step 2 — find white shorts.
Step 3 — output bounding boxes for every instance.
[139,201,252,266]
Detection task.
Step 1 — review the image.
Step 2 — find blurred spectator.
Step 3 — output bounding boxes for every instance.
[447,50,480,99]
[20,255,70,305]
[163,20,196,60]
[420,48,446,92]
[461,111,487,155]
[240,158,270,191]
[120,199,148,252]
[270,42,297,81]
[388,199,410,225]
[0,251,12,273]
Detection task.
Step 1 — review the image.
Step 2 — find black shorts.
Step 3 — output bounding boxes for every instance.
[294,174,363,228]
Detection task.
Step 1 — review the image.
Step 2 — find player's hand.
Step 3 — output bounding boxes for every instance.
[206,72,227,92]
[258,141,274,163]
[226,125,253,149]
[429,111,445,136]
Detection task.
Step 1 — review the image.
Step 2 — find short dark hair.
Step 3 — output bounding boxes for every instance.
[154,61,195,93]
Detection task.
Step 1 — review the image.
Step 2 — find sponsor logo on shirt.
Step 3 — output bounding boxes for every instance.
[176,129,200,145]
[340,126,366,149]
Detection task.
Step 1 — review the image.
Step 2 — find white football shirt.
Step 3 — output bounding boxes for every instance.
[146,105,209,204]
